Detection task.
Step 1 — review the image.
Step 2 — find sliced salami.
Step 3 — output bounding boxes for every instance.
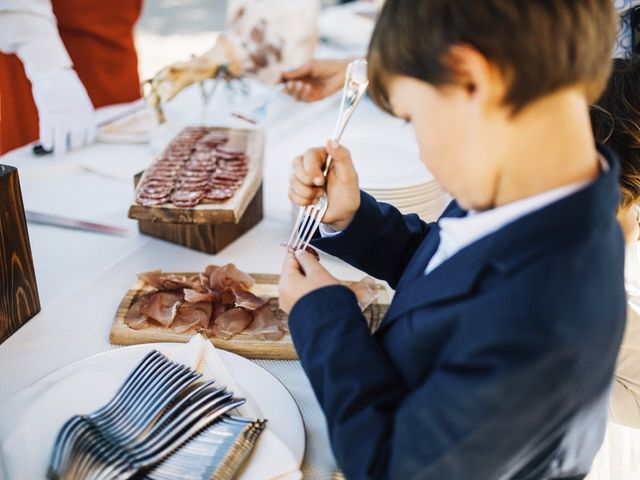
[135,127,249,208]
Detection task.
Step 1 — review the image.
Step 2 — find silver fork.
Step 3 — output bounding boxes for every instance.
[286,59,370,251]
[49,351,171,474]
[49,351,202,479]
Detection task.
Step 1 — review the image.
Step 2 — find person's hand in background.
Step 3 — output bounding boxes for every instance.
[281,58,352,102]
[289,140,361,231]
[31,68,96,155]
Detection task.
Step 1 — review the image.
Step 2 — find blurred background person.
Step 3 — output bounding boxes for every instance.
[587,55,640,480]
[0,0,143,155]
[614,0,640,57]
[592,56,640,429]
[283,1,640,103]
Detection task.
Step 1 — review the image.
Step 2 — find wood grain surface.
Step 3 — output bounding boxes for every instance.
[110,273,390,360]
[128,127,264,224]
[137,184,263,254]
[0,165,41,343]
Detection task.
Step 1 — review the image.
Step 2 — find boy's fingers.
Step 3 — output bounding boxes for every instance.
[302,148,327,187]
[326,140,356,180]
[283,252,301,272]
[290,175,321,200]
[281,253,303,281]
[295,249,322,275]
[288,189,315,206]
[292,155,316,186]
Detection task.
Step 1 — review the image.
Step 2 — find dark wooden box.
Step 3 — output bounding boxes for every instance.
[0,165,41,343]
[128,127,264,254]
[134,177,263,254]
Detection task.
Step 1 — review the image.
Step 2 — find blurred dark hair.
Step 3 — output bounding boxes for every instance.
[368,0,617,115]
[591,56,640,209]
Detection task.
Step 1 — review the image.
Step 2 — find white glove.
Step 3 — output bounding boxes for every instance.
[30,68,97,154]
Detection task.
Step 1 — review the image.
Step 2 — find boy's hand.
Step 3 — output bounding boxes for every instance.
[289,141,361,231]
[281,58,350,102]
[279,250,340,313]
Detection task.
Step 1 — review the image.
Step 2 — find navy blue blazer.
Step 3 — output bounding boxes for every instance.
[289,147,627,480]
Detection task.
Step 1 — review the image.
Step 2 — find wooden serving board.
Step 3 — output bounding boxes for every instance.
[128,127,264,225]
[110,273,390,360]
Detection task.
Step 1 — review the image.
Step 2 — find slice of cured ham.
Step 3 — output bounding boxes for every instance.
[209,307,253,339]
[233,288,268,310]
[242,305,283,340]
[139,292,182,326]
[124,292,155,330]
[206,263,255,291]
[137,270,199,291]
[172,302,213,333]
[184,288,218,304]
[349,277,380,311]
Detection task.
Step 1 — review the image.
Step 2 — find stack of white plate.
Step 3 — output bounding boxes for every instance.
[347,135,449,223]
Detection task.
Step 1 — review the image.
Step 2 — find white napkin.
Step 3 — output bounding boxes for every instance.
[0,337,301,480]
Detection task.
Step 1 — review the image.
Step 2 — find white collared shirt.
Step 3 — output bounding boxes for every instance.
[424,180,591,274]
[320,180,589,275]
[321,160,604,276]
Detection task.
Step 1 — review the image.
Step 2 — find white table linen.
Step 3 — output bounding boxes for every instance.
[0,78,416,479]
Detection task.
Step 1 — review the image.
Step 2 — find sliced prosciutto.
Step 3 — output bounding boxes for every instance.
[172,302,213,333]
[137,270,199,291]
[184,288,218,304]
[139,292,182,326]
[206,264,255,291]
[233,288,268,311]
[124,292,155,330]
[209,307,254,340]
[349,277,380,311]
[242,306,284,340]
[129,264,379,340]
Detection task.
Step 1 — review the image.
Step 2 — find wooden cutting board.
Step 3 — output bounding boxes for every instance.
[128,127,264,225]
[110,273,391,360]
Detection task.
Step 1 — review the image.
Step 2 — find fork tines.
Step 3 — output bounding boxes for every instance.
[47,350,259,480]
[287,203,327,252]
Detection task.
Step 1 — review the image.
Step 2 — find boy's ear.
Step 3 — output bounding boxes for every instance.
[442,44,508,111]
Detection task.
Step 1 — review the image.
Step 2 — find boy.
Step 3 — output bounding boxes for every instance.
[279,1,626,479]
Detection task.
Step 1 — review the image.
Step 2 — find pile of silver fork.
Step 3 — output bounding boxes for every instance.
[48,350,258,480]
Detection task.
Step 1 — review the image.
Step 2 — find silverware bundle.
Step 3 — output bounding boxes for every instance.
[144,417,266,480]
[48,350,264,480]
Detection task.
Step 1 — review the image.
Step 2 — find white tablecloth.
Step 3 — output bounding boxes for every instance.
[0,78,416,479]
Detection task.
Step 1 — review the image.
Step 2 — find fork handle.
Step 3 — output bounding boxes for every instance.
[323,154,334,178]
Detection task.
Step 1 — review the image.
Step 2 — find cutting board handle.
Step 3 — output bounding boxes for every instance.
[0,165,41,343]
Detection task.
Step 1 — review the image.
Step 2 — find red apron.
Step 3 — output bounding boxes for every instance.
[0,0,143,155]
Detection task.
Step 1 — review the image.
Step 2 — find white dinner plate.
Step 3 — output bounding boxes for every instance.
[345,135,434,189]
[369,192,444,204]
[374,194,446,209]
[365,184,443,196]
[0,343,305,478]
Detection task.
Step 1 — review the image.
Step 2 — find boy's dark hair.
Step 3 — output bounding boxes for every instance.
[591,56,640,209]
[368,0,617,115]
